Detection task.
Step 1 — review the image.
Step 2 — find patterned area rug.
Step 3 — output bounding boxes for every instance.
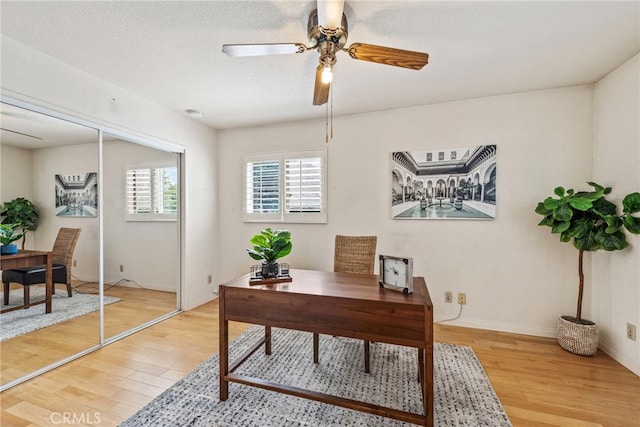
[121,326,512,426]
[0,287,120,341]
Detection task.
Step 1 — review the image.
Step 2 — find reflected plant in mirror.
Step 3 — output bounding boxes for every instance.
[0,197,39,249]
[0,223,24,254]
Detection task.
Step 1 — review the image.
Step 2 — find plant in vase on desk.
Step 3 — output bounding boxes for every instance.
[0,197,39,250]
[0,224,25,255]
[247,228,292,280]
[535,182,640,356]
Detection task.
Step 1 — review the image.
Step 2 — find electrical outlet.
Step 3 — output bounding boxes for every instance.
[627,323,637,341]
[119,265,124,273]
[457,292,467,305]
[208,274,212,284]
[444,291,452,303]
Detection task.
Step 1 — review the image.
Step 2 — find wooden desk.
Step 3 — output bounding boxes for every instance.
[1,250,53,314]
[219,269,433,426]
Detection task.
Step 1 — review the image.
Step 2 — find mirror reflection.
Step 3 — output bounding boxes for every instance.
[0,103,100,386]
[101,135,180,339]
[0,102,181,390]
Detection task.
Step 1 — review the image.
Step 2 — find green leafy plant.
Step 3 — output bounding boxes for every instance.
[535,182,640,322]
[0,223,25,246]
[247,228,292,264]
[0,197,39,249]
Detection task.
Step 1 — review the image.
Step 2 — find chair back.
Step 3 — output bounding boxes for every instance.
[333,235,377,274]
[52,228,81,281]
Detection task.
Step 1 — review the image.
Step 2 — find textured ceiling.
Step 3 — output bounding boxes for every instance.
[1,1,639,130]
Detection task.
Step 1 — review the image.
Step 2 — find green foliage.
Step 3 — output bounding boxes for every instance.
[247,228,292,264]
[535,182,640,252]
[535,182,640,321]
[0,197,39,232]
[0,197,39,249]
[0,223,25,246]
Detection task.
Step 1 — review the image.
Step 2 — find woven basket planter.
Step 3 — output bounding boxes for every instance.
[557,315,598,356]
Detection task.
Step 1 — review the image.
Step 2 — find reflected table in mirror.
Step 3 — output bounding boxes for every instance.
[1,250,53,314]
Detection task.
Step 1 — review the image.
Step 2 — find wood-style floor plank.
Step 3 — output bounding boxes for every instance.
[1,300,639,426]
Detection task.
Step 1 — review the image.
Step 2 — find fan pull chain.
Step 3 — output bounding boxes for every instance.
[325,82,334,143]
[325,101,329,143]
[330,83,334,140]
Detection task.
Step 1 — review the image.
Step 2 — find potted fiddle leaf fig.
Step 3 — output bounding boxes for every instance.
[0,223,25,255]
[535,182,640,356]
[247,228,292,279]
[0,197,39,249]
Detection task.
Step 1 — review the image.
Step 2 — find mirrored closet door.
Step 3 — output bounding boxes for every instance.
[0,100,182,391]
[101,134,180,340]
[0,102,100,387]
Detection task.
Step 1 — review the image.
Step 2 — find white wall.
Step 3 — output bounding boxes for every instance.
[102,140,178,291]
[218,85,595,340]
[593,54,640,375]
[1,36,219,309]
[0,145,35,248]
[3,34,638,374]
[31,143,99,280]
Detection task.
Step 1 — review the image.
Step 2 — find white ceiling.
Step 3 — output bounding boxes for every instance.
[1,1,639,130]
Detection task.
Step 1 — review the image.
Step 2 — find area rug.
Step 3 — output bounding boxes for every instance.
[0,287,121,341]
[121,326,512,426]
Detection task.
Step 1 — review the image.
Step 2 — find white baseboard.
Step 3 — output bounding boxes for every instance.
[435,316,557,339]
[598,340,640,376]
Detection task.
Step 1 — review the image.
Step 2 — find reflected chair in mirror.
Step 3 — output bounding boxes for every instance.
[313,234,378,372]
[2,227,81,308]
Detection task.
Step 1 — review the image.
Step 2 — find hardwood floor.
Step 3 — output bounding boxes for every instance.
[1,299,639,426]
[1,281,176,387]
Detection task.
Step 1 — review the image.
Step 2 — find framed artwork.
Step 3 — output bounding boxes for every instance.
[55,172,98,217]
[391,145,497,220]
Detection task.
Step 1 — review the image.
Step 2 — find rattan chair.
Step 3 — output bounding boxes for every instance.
[3,227,81,307]
[313,235,378,372]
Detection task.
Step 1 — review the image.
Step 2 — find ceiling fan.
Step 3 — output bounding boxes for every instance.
[222,0,429,106]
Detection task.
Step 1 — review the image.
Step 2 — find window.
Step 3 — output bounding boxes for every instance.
[126,161,178,221]
[244,149,326,223]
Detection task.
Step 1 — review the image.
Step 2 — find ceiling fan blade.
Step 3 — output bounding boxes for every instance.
[348,43,429,70]
[222,43,306,57]
[317,0,345,29]
[313,65,330,106]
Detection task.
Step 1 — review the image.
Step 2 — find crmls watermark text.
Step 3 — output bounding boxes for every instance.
[50,412,101,424]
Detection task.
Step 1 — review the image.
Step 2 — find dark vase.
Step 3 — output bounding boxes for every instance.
[261,262,279,279]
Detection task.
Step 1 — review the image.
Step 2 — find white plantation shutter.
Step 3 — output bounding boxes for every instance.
[285,157,322,213]
[126,162,178,221]
[243,149,326,223]
[246,159,280,214]
[126,168,152,214]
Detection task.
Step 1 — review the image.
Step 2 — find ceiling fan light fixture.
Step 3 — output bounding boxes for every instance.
[321,63,333,84]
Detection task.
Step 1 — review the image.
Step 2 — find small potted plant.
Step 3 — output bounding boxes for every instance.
[535,182,640,356]
[247,228,292,279]
[0,223,25,255]
[0,197,39,249]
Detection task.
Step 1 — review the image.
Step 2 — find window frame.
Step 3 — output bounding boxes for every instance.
[125,160,178,222]
[243,148,327,224]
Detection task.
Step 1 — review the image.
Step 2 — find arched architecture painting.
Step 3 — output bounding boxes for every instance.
[391,145,497,219]
[55,172,98,217]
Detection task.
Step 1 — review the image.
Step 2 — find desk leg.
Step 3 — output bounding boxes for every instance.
[364,340,371,373]
[265,325,272,355]
[45,253,53,313]
[219,286,229,401]
[313,333,319,363]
